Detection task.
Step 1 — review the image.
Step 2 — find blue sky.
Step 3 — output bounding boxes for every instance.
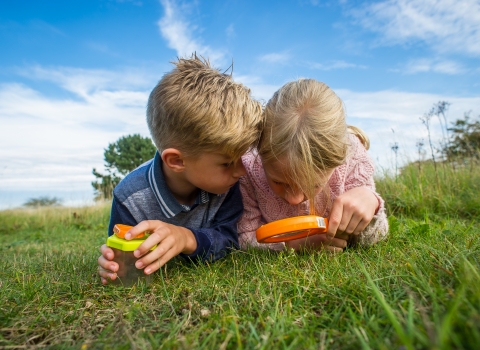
[1,0,479,209]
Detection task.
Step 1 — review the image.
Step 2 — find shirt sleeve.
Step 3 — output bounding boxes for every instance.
[107,196,138,236]
[181,182,243,263]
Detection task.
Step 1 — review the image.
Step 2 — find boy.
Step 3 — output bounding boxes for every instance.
[98,55,263,284]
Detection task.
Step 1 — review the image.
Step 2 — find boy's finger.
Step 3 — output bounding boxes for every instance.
[126,220,163,239]
[145,247,178,274]
[98,255,119,272]
[98,266,117,280]
[136,234,175,268]
[100,244,114,260]
[134,225,173,257]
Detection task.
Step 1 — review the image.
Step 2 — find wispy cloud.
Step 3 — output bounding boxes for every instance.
[399,58,466,75]
[351,0,480,56]
[307,60,366,70]
[336,88,480,169]
[0,66,154,207]
[158,0,226,65]
[258,52,291,64]
[16,65,154,99]
[225,23,235,39]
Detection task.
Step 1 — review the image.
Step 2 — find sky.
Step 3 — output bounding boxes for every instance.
[1,0,479,209]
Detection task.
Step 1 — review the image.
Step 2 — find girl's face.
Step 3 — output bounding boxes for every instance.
[262,157,334,206]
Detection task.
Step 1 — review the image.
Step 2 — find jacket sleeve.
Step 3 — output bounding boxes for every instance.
[108,196,138,236]
[343,135,389,246]
[181,182,242,263]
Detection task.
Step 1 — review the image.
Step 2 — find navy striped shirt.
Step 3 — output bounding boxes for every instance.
[108,151,242,262]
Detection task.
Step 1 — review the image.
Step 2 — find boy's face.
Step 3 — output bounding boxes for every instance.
[262,157,334,206]
[183,152,246,195]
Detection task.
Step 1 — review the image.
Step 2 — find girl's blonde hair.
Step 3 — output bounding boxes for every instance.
[259,78,369,202]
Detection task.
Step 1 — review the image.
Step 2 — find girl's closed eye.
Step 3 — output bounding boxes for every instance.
[222,161,234,167]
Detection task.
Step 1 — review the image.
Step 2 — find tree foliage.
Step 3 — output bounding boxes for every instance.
[23,196,62,207]
[443,112,480,161]
[92,134,156,200]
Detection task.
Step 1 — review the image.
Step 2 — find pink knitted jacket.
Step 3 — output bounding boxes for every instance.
[237,134,389,251]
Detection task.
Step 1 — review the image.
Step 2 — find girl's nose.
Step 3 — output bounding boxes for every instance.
[284,190,305,205]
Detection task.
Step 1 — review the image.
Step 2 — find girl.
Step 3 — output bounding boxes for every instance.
[238,79,388,252]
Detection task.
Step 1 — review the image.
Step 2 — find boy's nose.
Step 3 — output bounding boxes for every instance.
[284,191,305,205]
[232,159,246,178]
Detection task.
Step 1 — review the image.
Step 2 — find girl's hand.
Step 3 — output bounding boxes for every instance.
[327,186,379,237]
[125,220,198,275]
[286,233,347,253]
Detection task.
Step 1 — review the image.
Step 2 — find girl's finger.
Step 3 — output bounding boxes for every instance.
[344,214,362,235]
[327,237,348,249]
[352,218,370,235]
[327,201,344,237]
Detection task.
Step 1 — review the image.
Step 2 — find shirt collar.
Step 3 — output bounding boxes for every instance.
[147,151,211,218]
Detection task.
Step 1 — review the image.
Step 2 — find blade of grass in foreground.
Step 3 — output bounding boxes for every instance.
[357,258,414,350]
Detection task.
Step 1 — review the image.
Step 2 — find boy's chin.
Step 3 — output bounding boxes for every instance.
[209,185,235,195]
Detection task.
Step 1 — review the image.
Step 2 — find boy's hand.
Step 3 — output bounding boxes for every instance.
[126,220,198,275]
[327,186,379,238]
[97,244,119,285]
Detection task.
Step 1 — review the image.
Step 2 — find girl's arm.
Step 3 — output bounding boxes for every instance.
[336,134,389,246]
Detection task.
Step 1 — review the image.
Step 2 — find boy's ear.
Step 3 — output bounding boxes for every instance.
[161,148,185,172]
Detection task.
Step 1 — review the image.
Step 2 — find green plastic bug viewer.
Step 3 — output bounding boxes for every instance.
[106,224,152,287]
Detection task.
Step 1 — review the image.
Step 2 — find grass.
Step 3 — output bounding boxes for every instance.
[377,159,480,219]
[1,162,479,349]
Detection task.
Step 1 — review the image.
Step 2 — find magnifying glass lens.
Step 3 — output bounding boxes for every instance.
[269,229,311,239]
[256,216,329,243]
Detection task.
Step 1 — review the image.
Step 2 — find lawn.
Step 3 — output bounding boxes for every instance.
[1,162,479,349]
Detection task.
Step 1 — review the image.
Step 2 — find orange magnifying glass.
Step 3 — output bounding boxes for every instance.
[255,215,329,243]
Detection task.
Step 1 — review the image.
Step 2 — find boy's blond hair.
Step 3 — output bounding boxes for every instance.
[259,78,369,202]
[147,55,263,160]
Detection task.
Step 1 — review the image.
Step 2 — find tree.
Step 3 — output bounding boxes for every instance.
[23,196,62,207]
[92,134,157,200]
[443,112,480,161]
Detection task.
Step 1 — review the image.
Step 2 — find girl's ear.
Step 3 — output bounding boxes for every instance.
[161,148,185,172]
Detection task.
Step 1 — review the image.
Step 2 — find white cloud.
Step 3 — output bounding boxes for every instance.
[158,0,226,65]
[0,66,154,209]
[307,60,366,70]
[401,58,465,74]
[234,74,279,104]
[258,53,291,64]
[226,23,235,38]
[2,65,479,208]
[336,88,480,170]
[235,76,480,172]
[352,0,480,56]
